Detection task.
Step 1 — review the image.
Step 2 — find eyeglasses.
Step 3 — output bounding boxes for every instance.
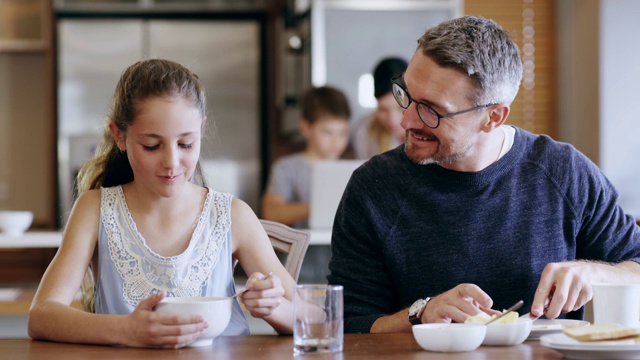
[390,73,497,129]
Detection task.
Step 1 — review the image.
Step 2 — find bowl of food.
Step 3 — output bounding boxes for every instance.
[155,296,232,347]
[466,310,533,346]
[0,211,34,237]
[412,323,487,352]
[483,318,533,346]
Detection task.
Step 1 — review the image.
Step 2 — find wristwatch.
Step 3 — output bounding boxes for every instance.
[408,297,431,325]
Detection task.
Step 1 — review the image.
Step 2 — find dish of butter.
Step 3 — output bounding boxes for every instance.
[465,310,519,324]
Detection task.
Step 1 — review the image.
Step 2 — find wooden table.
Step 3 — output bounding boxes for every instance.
[1,333,564,359]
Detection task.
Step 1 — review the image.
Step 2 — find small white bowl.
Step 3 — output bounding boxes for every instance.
[155,296,232,347]
[412,323,487,352]
[0,211,34,237]
[483,318,533,346]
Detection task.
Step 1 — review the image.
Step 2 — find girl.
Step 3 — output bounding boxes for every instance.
[28,59,295,348]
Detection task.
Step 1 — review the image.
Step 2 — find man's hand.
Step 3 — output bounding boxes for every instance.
[531,261,594,319]
[421,283,499,323]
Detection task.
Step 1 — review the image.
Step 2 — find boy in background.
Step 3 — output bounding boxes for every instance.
[262,86,351,229]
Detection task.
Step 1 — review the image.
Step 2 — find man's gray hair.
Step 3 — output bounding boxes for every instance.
[417,16,523,105]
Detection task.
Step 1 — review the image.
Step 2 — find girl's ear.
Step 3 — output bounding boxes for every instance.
[108,122,126,152]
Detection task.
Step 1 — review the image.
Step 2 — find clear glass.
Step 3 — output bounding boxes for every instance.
[293,284,343,355]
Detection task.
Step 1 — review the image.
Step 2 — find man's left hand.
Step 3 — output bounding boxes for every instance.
[531,261,594,319]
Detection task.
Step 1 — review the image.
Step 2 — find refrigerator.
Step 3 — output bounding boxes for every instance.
[57,18,263,224]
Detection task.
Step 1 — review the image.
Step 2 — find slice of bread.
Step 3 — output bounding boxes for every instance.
[563,323,640,342]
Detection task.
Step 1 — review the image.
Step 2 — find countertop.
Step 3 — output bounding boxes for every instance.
[0,229,331,248]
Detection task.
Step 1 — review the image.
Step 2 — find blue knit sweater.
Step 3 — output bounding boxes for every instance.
[327,127,640,333]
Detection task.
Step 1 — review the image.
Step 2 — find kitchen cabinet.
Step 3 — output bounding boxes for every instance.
[0,0,50,52]
[0,0,55,226]
[0,0,58,283]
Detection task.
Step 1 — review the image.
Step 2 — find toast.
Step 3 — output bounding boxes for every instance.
[563,323,640,342]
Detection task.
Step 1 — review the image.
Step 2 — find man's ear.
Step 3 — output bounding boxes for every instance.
[483,104,510,132]
[108,122,126,152]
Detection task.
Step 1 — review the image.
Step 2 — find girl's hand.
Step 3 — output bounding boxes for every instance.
[122,292,208,348]
[241,272,285,319]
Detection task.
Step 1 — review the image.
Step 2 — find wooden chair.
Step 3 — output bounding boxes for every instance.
[259,219,310,282]
[238,220,310,334]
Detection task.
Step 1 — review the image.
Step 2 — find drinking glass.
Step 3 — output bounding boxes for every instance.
[293,284,343,355]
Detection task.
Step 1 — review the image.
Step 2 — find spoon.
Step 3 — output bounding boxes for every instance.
[485,300,524,325]
[231,272,273,298]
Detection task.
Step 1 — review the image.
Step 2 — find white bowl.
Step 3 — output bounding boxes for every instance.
[412,323,487,352]
[155,296,232,347]
[483,318,533,346]
[0,211,34,237]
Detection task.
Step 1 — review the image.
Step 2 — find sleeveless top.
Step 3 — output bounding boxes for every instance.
[94,185,249,335]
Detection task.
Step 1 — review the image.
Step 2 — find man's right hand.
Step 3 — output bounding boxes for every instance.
[420,283,499,323]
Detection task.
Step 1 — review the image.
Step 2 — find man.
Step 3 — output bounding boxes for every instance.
[327,15,640,333]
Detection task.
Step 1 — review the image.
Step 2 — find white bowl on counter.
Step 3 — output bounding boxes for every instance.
[412,323,487,352]
[0,211,34,237]
[483,318,533,346]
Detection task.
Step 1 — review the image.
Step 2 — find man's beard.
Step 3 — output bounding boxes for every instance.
[404,134,472,166]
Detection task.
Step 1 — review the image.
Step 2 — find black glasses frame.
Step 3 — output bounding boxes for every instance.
[390,73,497,129]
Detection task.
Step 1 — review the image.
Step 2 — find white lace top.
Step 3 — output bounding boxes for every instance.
[94,185,249,335]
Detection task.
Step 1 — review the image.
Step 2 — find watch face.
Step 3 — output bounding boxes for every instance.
[409,299,425,316]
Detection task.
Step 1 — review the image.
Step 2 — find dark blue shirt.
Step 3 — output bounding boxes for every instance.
[327,127,640,333]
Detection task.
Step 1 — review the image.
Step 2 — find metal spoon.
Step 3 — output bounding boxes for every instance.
[231,272,273,298]
[485,300,524,325]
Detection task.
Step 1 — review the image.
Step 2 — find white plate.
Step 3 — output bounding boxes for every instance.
[527,319,590,340]
[540,333,640,359]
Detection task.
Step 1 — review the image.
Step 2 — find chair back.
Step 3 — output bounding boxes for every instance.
[260,219,310,282]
